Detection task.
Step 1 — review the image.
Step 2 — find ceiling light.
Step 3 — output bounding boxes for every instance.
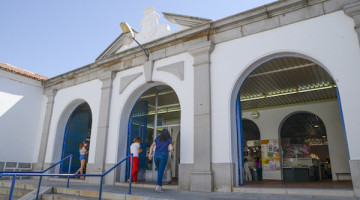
[240,84,336,102]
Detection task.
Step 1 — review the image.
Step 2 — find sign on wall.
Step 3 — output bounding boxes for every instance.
[261,139,281,171]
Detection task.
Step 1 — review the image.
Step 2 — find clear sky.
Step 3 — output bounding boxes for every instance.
[1,0,277,78]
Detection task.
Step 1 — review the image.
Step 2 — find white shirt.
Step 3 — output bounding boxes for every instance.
[130,143,140,157]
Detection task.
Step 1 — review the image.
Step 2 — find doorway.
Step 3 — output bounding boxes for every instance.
[235,56,350,186]
[242,119,262,182]
[126,85,181,184]
[60,103,92,174]
[281,112,331,182]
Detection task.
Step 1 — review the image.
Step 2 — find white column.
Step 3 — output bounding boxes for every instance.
[87,71,115,183]
[188,41,214,192]
[34,88,57,171]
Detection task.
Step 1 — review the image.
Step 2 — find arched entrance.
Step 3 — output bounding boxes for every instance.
[242,119,261,182]
[125,85,181,184]
[233,55,350,187]
[281,112,331,182]
[60,102,92,174]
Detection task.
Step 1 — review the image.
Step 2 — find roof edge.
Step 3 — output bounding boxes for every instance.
[0,63,48,82]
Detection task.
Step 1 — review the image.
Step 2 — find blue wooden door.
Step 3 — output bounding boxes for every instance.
[60,103,92,174]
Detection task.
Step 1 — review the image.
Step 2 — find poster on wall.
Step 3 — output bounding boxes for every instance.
[261,139,281,171]
[282,144,310,158]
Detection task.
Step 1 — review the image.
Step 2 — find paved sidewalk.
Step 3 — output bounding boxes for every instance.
[2,179,359,200]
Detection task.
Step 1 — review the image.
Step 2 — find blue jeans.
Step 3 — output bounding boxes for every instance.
[154,154,168,186]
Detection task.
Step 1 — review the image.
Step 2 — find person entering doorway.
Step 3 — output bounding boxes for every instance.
[129,137,142,183]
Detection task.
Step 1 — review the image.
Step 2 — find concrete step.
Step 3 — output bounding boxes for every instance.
[233,186,355,197]
[0,187,30,197]
[19,186,52,200]
[52,187,125,200]
[0,182,37,191]
[48,178,86,184]
[42,193,97,200]
[115,182,178,190]
[0,194,21,200]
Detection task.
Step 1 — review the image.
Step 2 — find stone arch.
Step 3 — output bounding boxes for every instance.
[116,81,183,182]
[52,99,93,169]
[278,110,327,138]
[229,51,348,186]
[242,118,261,146]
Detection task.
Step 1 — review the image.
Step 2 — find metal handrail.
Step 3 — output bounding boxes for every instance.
[0,154,73,200]
[0,153,133,200]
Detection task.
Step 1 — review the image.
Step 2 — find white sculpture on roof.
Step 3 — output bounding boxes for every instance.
[117,7,172,53]
[116,6,211,54]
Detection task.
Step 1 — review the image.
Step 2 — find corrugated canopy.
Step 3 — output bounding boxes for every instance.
[240,57,337,111]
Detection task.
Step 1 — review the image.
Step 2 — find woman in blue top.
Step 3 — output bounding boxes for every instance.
[149,129,174,193]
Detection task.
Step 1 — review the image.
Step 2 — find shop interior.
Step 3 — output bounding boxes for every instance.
[281,112,331,182]
[239,56,349,185]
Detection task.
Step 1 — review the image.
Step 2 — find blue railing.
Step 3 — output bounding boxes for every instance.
[0,154,133,200]
[0,154,73,200]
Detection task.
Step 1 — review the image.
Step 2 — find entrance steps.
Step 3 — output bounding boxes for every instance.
[0,181,35,200]
[0,179,357,200]
[41,187,122,200]
[115,182,177,190]
[233,186,355,197]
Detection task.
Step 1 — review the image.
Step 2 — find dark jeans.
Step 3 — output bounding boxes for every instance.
[256,168,262,181]
[154,154,168,186]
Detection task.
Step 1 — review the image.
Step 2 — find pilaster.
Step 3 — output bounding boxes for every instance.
[34,88,57,171]
[344,1,360,47]
[86,71,115,183]
[350,160,360,197]
[188,41,214,192]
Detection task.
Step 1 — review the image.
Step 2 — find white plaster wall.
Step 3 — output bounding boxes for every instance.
[210,11,360,164]
[44,80,102,164]
[0,71,45,162]
[242,101,349,180]
[106,52,194,166]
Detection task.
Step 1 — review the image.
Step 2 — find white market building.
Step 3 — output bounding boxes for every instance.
[1,0,360,197]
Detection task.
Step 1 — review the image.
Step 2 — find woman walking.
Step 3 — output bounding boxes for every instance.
[74,141,88,179]
[149,129,173,192]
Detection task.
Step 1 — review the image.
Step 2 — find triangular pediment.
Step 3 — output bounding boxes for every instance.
[96,7,212,61]
[96,28,138,61]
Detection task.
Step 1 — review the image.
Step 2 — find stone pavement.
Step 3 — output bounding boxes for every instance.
[2,179,359,200]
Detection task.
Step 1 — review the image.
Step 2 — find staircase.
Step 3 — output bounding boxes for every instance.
[0,181,35,200]
[0,179,171,200]
[41,187,123,200]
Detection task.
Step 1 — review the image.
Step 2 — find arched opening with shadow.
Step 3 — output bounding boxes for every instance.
[281,112,331,182]
[231,54,351,189]
[60,102,92,174]
[242,119,262,182]
[117,84,181,186]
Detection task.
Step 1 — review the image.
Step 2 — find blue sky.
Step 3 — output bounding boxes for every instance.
[1,0,276,78]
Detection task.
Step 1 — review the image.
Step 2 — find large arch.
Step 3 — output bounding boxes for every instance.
[229,52,350,186]
[52,99,93,173]
[279,111,330,181]
[278,107,350,181]
[116,81,183,182]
